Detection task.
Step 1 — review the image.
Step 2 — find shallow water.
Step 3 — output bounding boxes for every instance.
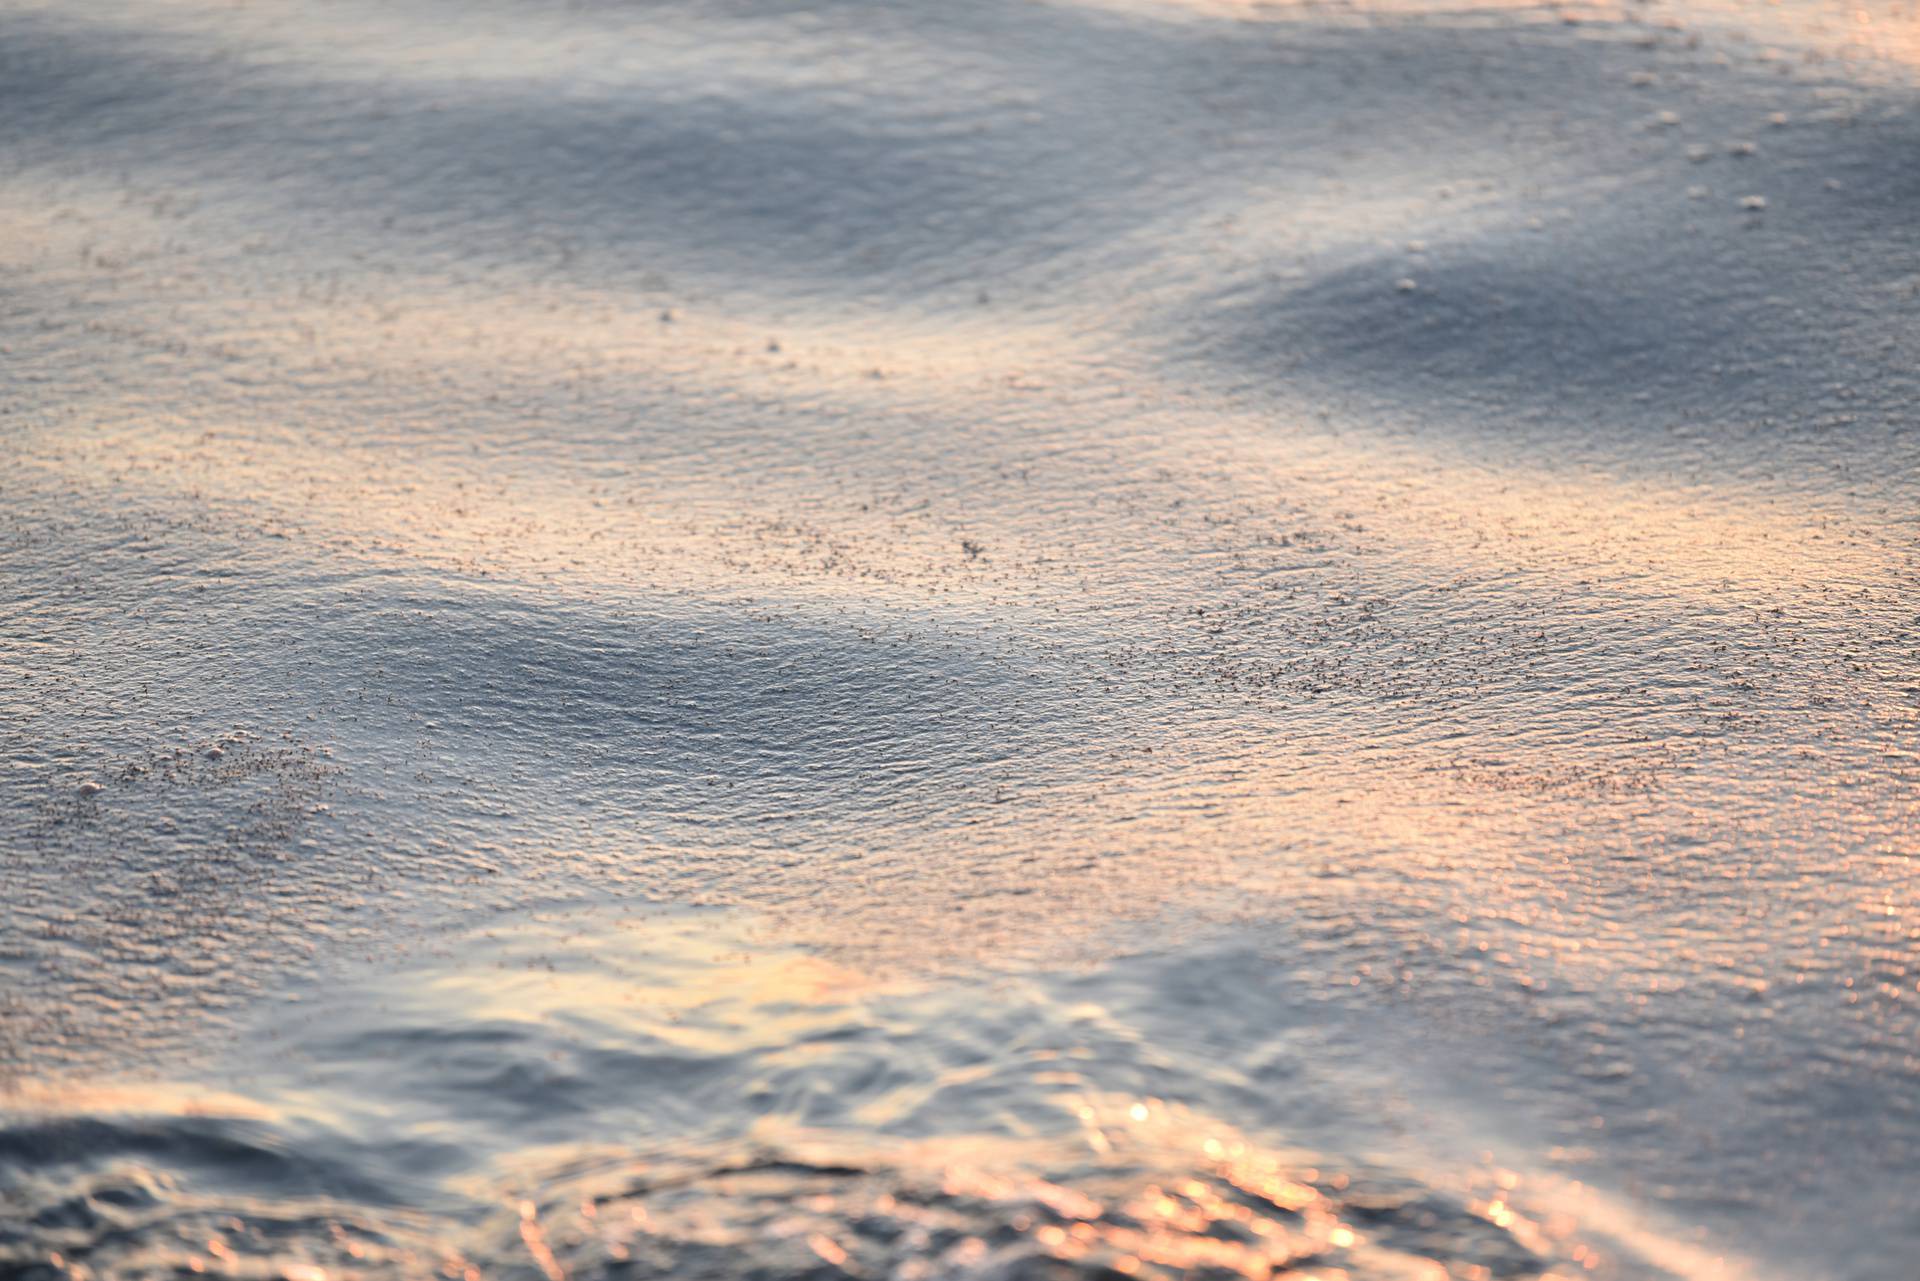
[1,904,1765,1280]
[3,0,1917,1277]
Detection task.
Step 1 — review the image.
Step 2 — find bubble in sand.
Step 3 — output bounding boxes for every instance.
[1395,277,1419,292]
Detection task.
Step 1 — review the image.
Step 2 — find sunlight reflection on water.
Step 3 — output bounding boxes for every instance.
[4,906,1756,1281]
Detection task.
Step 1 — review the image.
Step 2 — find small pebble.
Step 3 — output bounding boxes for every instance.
[77,780,103,797]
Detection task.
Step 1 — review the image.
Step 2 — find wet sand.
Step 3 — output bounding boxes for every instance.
[3,1,1918,1277]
